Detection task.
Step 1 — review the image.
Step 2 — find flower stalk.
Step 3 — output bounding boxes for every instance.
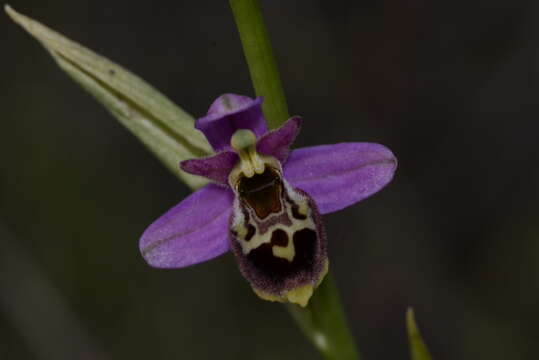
[229,0,289,129]
[287,275,361,360]
[229,1,361,358]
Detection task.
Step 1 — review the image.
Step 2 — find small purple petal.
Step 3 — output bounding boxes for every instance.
[196,94,268,152]
[284,143,397,214]
[180,151,238,185]
[257,116,302,163]
[139,184,234,268]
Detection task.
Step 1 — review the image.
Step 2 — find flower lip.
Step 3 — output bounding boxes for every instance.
[195,94,267,152]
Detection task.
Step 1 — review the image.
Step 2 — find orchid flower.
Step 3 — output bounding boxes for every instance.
[139,94,397,307]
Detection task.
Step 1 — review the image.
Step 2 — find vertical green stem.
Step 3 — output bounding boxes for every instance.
[229,1,360,359]
[229,0,289,129]
[287,275,361,360]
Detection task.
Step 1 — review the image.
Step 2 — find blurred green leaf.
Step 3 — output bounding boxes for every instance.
[5,5,212,189]
[407,307,433,360]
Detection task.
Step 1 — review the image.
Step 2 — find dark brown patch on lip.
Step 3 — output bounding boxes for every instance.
[293,228,317,265]
[238,167,282,219]
[245,224,256,241]
[271,229,288,247]
[247,227,316,280]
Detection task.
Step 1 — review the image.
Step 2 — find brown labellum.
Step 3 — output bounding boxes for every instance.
[228,158,328,307]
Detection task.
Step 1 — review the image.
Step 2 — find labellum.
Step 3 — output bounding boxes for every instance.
[228,130,328,306]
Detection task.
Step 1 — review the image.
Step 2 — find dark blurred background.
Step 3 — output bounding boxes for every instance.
[1,0,539,359]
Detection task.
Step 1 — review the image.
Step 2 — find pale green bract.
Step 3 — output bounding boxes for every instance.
[5,5,211,190]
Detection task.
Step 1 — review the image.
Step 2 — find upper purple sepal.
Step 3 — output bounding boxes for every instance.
[195,94,268,152]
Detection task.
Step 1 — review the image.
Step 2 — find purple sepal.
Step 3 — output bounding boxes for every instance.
[180,151,238,185]
[257,116,301,163]
[195,94,268,152]
[284,143,397,214]
[139,184,234,268]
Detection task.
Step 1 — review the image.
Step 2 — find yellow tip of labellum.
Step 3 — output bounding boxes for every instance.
[252,286,314,307]
[285,285,314,307]
[252,261,329,307]
[252,288,285,303]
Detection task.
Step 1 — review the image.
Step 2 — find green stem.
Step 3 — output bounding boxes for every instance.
[287,275,361,360]
[229,0,289,129]
[229,1,360,359]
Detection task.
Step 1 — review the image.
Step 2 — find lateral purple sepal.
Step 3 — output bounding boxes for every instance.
[139,184,234,268]
[180,151,238,185]
[257,116,301,163]
[195,94,267,152]
[284,143,397,214]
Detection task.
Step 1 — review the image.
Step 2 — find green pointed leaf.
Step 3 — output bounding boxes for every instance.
[5,5,212,189]
[407,307,433,360]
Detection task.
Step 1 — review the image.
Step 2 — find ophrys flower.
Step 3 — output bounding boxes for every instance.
[140,94,397,307]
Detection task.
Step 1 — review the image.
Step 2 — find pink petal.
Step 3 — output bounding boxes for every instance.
[139,184,234,268]
[284,143,397,214]
[256,116,301,163]
[180,151,238,185]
